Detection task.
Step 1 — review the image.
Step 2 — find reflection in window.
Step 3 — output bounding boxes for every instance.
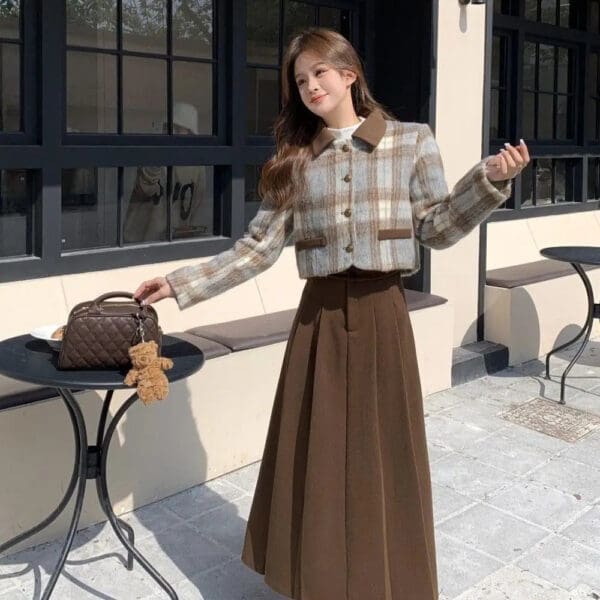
[245,165,263,229]
[67,51,117,133]
[173,62,213,135]
[122,0,167,54]
[588,53,599,141]
[66,0,117,49]
[123,56,167,133]
[590,1,600,33]
[588,158,600,201]
[524,0,573,27]
[490,35,508,140]
[0,0,19,39]
[0,43,20,131]
[173,0,213,59]
[0,169,33,257]
[61,168,118,251]
[123,165,215,243]
[521,41,574,141]
[247,0,279,65]
[247,68,279,135]
[521,158,575,207]
[284,2,315,45]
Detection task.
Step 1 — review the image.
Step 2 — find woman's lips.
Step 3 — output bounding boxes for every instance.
[311,94,327,104]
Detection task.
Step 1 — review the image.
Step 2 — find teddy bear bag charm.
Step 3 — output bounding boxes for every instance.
[124,313,174,405]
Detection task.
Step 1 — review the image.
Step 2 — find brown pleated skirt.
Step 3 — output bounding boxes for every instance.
[240,266,439,600]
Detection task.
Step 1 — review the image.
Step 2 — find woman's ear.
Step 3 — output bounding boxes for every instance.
[342,69,358,86]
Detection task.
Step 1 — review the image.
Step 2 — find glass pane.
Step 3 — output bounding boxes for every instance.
[554,160,565,202]
[588,158,599,200]
[492,36,501,88]
[247,0,279,66]
[284,1,315,46]
[556,95,568,140]
[173,0,213,59]
[559,0,571,27]
[536,158,553,205]
[540,0,556,25]
[172,165,214,239]
[244,165,262,229]
[0,0,19,39]
[247,67,279,135]
[524,0,537,21]
[122,0,167,54]
[61,168,118,251]
[172,61,212,134]
[0,169,31,258]
[523,91,535,139]
[0,43,20,131]
[523,42,536,90]
[538,93,553,138]
[67,51,117,133]
[319,7,341,31]
[490,89,499,139]
[557,47,570,94]
[587,98,597,141]
[538,44,555,93]
[123,165,168,243]
[589,54,598,97]
[521,160,534,207]
[589,1,600,33]
[66,0,117,49]
[123,56,167,133]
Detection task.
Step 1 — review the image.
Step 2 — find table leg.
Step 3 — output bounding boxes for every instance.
[0,394,83,556]
[545,263,597,404]
[41,389,89,600]
[95,390,178,600]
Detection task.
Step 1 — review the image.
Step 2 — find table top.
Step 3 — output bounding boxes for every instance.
[0,334,204,390]
[540,246,600,266]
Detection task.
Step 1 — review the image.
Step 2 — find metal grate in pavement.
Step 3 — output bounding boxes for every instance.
[501,397,600,443]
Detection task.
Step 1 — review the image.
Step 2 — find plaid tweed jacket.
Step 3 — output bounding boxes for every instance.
[166,109,512,309]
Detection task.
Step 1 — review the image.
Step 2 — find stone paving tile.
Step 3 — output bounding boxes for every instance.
[487,480,586,531]
[559,430,600,468]
[425,414,492,451]
[561,505,600,554]
[427,442,453,464]
[219,462,262,496]
[517,534,600,591]
[526,456,600,503]
[431,453,516,501]
[437,503,548,563]
[453,564,570,600]
[460,431,553,475]
[431,483,475,524]
[435,532,504,598]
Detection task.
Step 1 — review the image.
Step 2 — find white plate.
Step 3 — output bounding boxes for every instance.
[30,324,64,350]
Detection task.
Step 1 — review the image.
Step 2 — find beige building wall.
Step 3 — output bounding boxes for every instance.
[430,1,493,347]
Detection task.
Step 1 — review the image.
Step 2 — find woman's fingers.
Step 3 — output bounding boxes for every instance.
[134,277,174,305]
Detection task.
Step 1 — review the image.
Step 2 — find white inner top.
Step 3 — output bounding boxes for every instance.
[327,116,366,140]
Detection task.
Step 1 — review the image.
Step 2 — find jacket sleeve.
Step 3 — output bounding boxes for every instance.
[409,123,513,250]
[165,197,294,310]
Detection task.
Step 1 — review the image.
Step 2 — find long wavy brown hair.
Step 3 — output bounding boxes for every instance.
[259,27,396,211]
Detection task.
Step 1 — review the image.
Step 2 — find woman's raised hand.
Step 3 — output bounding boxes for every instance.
[134,276,176,306]
[485,138,530,182]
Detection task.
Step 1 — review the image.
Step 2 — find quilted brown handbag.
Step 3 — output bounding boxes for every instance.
[58,292,162,370]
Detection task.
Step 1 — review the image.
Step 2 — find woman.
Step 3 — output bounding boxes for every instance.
[134,27,528,600]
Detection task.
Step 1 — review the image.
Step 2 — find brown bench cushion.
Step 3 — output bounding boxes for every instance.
[187,289,448,352]
[486,259,600,289]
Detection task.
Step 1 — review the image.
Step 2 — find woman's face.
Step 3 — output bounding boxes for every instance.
[293,50,357,117]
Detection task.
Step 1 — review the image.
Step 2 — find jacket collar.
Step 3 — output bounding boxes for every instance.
[310,108,387,157]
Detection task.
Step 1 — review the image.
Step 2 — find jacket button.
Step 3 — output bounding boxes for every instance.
[345,243,353,253]
[342,143,350,152]
[343,173,352,182]
[343,208,352,217]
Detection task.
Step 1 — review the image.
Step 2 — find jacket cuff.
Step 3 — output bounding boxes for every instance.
[165,266,204,310]
[472,157,513,204]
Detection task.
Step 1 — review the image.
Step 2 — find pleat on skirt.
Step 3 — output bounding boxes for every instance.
[240,266,439,600]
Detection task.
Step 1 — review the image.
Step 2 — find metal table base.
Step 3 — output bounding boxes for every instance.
[0,389,178,599]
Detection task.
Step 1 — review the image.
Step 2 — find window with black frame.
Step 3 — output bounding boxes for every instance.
[245,0,353,225]
[492,0,600,211]
[0,1,21,132]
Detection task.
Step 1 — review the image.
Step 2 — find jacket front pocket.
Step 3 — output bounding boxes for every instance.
[377,228,412,240]
[295,236,327,251]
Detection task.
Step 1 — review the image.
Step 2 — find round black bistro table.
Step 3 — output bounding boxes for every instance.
[540,246,600,404]
[0,334,204,600]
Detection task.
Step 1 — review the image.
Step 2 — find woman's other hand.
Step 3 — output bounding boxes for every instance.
[134,277,176,305]
[485,138,530,181]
